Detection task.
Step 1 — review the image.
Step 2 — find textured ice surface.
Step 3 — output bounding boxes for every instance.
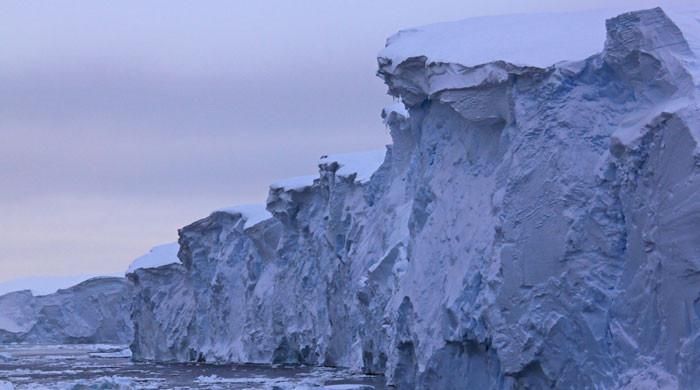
[667,9,700,84]
[126,243,180,274]
[0,278,133,345]
[129,7,700,389]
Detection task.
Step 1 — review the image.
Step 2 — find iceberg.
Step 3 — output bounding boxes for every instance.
[0,277,133,345]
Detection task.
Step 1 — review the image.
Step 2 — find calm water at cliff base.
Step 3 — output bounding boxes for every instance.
[0,344,385,389]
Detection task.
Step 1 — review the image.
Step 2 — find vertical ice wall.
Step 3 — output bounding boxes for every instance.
[129,7,700,389]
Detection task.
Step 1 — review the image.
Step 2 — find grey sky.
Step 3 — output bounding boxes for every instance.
[0,0,694,282]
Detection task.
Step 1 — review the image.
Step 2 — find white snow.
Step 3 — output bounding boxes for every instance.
[216,204,272,229]
[380,8,700,74]
[270,175,317,192]
[384,101,409,117]
[126,243,180,274]
[0,273,122,297]
[379,9,623,72]
[319,149,386,184]
[382,101,409,122]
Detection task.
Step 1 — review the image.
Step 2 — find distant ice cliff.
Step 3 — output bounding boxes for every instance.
[0,277,133,345]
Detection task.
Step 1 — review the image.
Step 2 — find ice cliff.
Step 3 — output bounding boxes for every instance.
[0,277,133,344]
[128,7,700,389]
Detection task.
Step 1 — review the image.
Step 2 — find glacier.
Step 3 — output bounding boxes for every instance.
[127,7,700,388]
[0,277,133,345]
[3,6,700,390]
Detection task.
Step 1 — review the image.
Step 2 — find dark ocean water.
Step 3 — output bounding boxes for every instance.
[0,344,384,389]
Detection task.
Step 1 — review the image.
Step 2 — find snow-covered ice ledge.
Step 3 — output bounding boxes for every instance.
[319,149,387,184]
[378,7,700,106]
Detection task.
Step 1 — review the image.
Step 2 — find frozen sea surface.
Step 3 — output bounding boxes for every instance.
[0,345,384,389]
